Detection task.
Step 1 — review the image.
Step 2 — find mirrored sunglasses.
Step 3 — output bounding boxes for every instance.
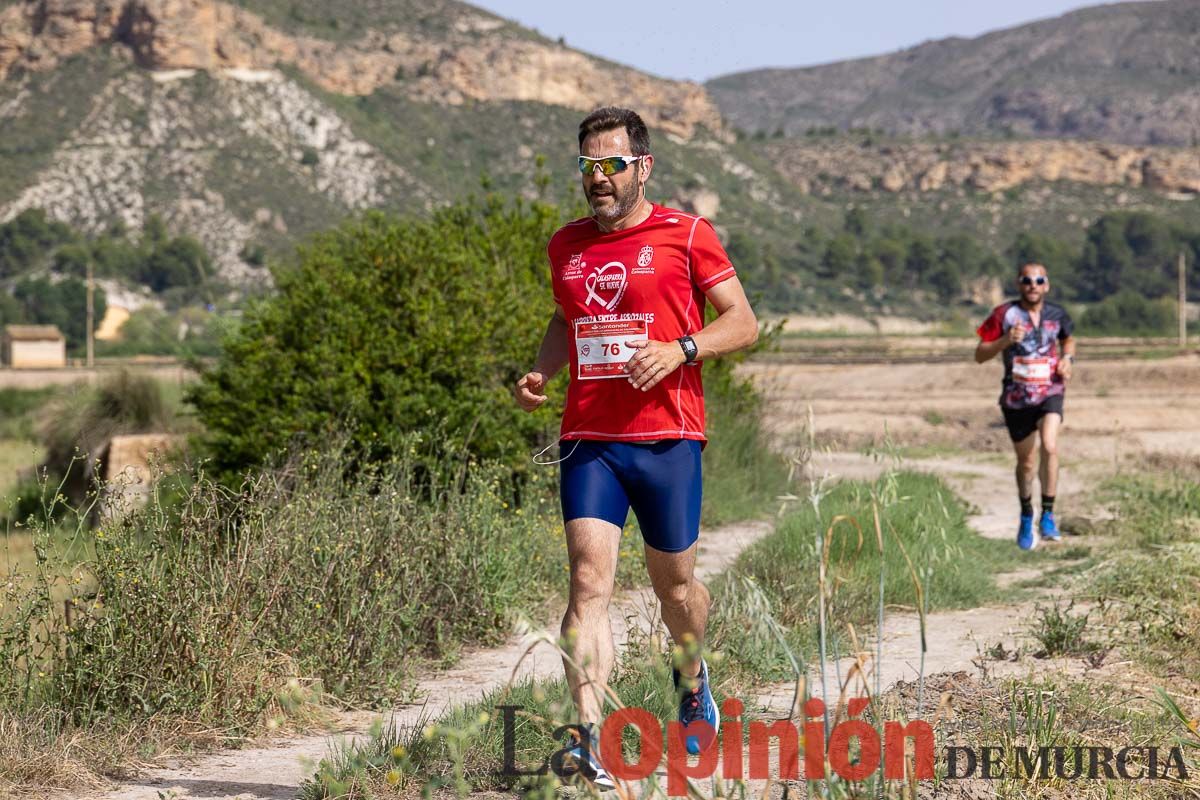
[578,155,644,176]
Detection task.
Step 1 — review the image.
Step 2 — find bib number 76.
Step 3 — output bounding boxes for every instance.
[576,319,647,380]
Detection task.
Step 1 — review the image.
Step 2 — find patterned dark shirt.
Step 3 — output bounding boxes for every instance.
[977,301,1074,409]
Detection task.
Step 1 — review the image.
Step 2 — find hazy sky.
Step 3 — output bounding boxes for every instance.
[469,1,1137,82]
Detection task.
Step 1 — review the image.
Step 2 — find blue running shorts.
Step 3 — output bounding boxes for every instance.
[559,439,702,553]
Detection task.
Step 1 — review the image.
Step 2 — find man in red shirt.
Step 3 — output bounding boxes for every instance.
[515,107,758,783]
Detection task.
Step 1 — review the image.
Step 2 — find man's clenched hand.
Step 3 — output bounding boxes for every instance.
[515,371,549,412]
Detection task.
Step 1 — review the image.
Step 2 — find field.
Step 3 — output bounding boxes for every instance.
[1,341,1197,799]
[745,337,1200,465]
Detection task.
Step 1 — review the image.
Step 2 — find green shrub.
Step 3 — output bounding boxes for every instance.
[189,197,564,479]
[1083,290,1176,336]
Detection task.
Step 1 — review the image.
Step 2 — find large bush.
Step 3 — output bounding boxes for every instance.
[189,197,563,478]
[1082,290,1176,336]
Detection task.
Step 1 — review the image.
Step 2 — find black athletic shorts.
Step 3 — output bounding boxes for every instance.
[1001,394,1064,443]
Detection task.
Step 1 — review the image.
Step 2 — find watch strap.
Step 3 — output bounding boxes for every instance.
[678,335,698,363]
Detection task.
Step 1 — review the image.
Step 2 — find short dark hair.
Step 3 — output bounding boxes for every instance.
[1018,262,1047,276]
[578,107,651,155]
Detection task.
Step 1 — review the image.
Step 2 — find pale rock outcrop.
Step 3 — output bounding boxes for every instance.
[770,139,1200,196]
[0,0,725,139]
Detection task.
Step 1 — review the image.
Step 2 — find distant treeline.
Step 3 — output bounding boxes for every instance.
[0,209,217,349]
[734,209,1200,332]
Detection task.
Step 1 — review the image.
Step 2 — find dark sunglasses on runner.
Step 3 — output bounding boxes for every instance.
[1020,276,1048,286]
[578,155,644,176]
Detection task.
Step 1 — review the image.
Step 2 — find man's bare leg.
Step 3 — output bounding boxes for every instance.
[644,542,710,679]
[561,517,621,724]
[1038,413,1062,498]
[1014,431,1039,504]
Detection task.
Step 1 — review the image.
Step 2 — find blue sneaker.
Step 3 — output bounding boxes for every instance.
[560,725,615,791]
[1040,511,1061,542]
[674,658,719,755]
[1017,514,1037,551]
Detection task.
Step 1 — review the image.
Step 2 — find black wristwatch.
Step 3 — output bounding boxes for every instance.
[677,335,698,363]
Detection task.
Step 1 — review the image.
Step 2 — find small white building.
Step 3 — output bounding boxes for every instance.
[2,324,67,368]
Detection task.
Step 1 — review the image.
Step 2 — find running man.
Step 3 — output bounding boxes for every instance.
[975,262,1076,551]
[515,107,758,786]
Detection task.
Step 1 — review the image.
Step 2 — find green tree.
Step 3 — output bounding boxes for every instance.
[905,235,938,287]
[0,209,74,278]
[843,207,870,238]
[1009,231,1077,295]
[856,253,885,289]
[188,197,564,479]
[821,234,857,280]
[1078,212,1178,301]
[1083,290,1174,335]
[11,276,106,349]
[870,237,908,284]
[139,235,211,292]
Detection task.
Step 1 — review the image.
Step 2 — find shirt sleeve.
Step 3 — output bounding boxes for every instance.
[688,218,737,291]
[547,240,562,306]
[1058,309,1075,340]
[976,305,1007,343]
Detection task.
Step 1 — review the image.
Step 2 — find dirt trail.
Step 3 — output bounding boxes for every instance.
[91,521,775,800]
[760,450,1090,718]
[90,446,1102,800]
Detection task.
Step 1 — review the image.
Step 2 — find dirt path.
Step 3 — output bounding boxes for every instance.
[91,446,1108,800]
[759,450,1093,718]
[91,521,775,800]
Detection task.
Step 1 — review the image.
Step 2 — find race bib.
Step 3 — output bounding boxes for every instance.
[575,319,647,380]
[1013,356,1053,385]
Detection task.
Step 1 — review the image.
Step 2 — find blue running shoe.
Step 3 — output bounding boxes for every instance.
[1040,511,1061,542]
[560,725,615,791]
[674,658,719,755]
[1017,513,1037,551]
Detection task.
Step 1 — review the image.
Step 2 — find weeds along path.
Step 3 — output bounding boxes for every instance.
[89,520,775,800]
[760,451,1094,717]
[88,452,1097,800]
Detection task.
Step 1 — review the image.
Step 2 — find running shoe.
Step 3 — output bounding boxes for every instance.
[560,725,615,792]
[1017,513,1037,551]
[1040,511,1061,542]
[674,658,719,755]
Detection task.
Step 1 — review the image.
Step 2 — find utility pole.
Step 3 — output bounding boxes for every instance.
[86,257,94,368]
[1180,251,1188,349]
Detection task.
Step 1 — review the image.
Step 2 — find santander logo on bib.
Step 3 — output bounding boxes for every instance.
[584,261,628,311]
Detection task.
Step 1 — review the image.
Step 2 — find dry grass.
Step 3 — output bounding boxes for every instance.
[0,698,338,796]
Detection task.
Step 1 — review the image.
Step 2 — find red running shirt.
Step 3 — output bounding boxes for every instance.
[548,204,737,443]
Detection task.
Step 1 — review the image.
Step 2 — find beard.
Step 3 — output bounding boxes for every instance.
[588,167,641,223]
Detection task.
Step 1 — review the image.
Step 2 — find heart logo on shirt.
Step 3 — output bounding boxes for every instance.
[584,261,628,311]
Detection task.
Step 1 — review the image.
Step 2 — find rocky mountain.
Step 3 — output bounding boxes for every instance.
[0,0,1196,307]
[708,0,1200,146]
[0,0,738,282]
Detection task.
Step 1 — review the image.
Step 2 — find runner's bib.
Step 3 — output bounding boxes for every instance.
[575,319,647,380]
[1012,356,1053,385]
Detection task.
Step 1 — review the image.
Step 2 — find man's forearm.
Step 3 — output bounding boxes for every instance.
[690,303,758,361]
[975,338,1007,363]
[534,314,571,377]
